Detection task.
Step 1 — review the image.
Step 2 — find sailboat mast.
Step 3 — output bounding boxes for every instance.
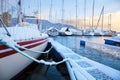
[49,0,53,21]
[62,0,64,24]
[40,0,41,20]
[70,12,71,24]
[92,0,95,30]
[101,6,104,31]
[108,14,112,31]
[84,0,86,30]
[76,0,78,28]
[39,0,42,32]
[18,0,22,23]
[1,0,3,14]
[96,6,104,30]
[55,10,58,23]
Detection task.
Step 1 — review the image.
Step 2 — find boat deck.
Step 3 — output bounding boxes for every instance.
[49,38,120,80]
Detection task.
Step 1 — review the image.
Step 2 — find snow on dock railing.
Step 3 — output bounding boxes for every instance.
[80,40,120,59]
[49,38,120,80]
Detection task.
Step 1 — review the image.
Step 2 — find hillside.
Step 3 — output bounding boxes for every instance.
[11,18,78,31]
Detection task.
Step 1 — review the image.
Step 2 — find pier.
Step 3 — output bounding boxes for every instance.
[80,40,120,59]
[49,38,120,80]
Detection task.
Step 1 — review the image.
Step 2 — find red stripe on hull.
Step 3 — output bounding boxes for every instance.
[0,40,48,58]
[0,45,9,50]
[0,38,47,50]
[18,38,47,45]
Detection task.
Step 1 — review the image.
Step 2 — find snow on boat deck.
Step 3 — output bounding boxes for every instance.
[49,38,120,80]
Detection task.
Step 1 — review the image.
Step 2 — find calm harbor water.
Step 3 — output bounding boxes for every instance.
[52,36,120,71]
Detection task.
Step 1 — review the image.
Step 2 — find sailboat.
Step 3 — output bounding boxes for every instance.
[47,27,59,36]
[47,0,59,36]
[59,0,72,36]
[59,27,72,36]
[103,14,117,36]
[0,0,48,80]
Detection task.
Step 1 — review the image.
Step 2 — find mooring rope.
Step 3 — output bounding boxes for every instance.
[10,45,68,66]
[16,44,53,54]
[0,36,68,65]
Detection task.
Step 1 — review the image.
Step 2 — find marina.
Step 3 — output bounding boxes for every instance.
[0,0,120,80]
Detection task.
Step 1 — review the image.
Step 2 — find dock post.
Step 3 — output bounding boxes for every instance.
[80,40,86,47]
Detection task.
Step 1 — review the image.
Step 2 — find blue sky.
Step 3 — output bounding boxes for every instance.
[8,0,120,19]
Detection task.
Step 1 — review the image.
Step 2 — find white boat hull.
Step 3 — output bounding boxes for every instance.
[0,39,48,80]
[59,31,72,36]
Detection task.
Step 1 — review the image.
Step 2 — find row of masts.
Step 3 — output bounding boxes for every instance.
[83,0,111,31]
[0,0,112,31]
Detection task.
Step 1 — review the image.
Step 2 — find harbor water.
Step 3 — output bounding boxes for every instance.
[52,36,120,71]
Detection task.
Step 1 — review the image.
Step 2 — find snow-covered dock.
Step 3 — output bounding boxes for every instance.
[49,38,120,80]
[80,40,120,59]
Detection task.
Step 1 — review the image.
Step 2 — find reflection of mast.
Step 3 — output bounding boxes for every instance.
[92,0,95,30]
[84,0,86,29]
[76,0,78,28]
